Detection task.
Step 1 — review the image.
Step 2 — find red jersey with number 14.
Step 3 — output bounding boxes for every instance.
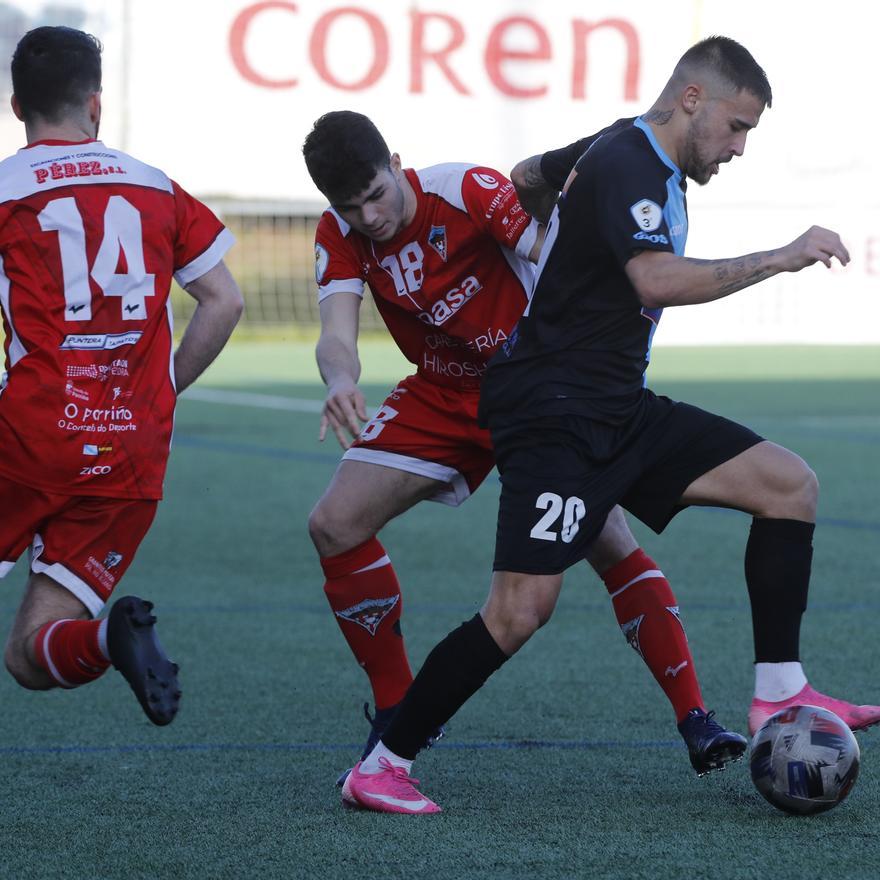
[0,139,234,500]
[315,164,537,390]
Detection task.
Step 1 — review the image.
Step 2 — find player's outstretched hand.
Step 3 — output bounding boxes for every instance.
[320,379,368,449]
[781,226,850,272]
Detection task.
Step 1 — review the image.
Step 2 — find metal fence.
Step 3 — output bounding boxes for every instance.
[170,200,385,332]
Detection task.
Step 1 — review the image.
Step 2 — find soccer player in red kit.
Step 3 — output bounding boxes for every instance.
[303,111,746,785]
[0,27,243,724]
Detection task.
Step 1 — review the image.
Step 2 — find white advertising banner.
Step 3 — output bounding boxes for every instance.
[1,0,878,343]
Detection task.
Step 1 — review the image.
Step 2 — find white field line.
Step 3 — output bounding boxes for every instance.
[181,386,323,413]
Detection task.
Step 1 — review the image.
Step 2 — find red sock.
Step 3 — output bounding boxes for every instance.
[602,549,703,723]
[322,537,413,710]
[33,619,110,688]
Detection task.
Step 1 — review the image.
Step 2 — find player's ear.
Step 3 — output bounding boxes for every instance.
[88,90,102,124]
[389,152,402,174]
[681,83,701,115]
[10,94,24,122]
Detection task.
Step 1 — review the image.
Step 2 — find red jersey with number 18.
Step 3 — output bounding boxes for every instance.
[0,139,234,500]
[314,164,537,391]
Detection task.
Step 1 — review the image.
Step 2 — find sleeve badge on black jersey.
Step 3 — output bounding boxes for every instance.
[630,199,662,232]
[315,244,329,283]
[427,225,448,262]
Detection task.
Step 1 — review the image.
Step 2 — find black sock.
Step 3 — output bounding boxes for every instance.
[382,613,508,759]
[744,517,814,662]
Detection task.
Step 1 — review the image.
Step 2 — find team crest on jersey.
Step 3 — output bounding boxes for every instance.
[630,198,662,232]
[315,244,329,284]
[335,595,399,635]
[427,225,448,262]
[620,614,645,659]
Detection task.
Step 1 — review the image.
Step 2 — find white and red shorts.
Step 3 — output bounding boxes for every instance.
[0,476,158,616]
[343,373,495,506]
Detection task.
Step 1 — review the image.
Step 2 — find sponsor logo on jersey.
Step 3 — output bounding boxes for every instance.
[82,444,113,456]
[80,464,112,475]
[472,172,499,190]
[65,381,90,402]
[427,225,448,262]
[484,181,516,219]
[417,275,482,326]
[335,595,399,635]
[33,161,126,185]
[60,332,142,351]
[112,386,133,401]
[314,243,329,284]
[632,231,669,245]
[630,198,662,232]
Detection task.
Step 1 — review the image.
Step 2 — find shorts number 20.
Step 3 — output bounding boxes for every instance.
[529,492,586,544]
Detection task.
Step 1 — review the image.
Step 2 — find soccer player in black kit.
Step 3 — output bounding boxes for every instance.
[340,35,880,814]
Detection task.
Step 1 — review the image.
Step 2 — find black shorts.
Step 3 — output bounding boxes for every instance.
[490,392,762,574]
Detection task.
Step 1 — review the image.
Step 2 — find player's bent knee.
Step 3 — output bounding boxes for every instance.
[4,644,52,691]
[307,500,363,556]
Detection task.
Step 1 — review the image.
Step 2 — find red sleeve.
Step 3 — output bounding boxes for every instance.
[314,211,367,297]
[171,181,233,284]
[459,166,533,251]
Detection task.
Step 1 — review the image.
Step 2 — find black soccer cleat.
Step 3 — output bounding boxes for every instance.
[677,708,748,777]
[107,595,181,726]
[334,701,445,787]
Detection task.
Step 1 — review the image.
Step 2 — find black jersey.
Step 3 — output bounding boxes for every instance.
[479,117,689,428]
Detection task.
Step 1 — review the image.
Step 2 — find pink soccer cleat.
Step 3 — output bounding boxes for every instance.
[748,683,880,737]
[341,757,441,814]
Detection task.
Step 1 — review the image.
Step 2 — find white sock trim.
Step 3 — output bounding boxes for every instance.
[353,555,391,574]
[97,618,110,661]
[608,569,663,600]
[40,620,75,688]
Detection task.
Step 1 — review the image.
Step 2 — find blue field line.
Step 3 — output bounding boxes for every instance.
[170,434,880,533]
[1,737,875,758]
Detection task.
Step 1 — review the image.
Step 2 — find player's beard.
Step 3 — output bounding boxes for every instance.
[682,115,715,186]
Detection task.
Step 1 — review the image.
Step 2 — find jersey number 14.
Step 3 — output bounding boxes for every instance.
[38,195,156,322]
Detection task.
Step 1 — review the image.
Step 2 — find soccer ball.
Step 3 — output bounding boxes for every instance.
[750,705,860,815]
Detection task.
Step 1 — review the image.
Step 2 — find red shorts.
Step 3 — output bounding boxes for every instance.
[0,476,158,616]
[343,373,495,506]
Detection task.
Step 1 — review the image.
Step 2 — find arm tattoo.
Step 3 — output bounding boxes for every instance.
[519,156,547,189]
[642,109,674,125]
[683,252,775,298]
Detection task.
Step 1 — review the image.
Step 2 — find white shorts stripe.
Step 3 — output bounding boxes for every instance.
[30,533,106,617]
[341,447,471,507]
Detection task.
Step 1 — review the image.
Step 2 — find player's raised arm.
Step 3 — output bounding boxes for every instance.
[175,260,244,393]
[316,291,368,448]
[626,225,850,309]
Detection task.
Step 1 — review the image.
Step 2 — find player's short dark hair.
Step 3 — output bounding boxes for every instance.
[677,36,772,108]
[12,26,102,123]
[303,111,391,202]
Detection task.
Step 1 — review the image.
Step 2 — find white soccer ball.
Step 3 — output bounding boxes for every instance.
[750,705,860,815]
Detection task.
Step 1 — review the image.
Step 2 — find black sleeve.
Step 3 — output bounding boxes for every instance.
[539,117,635,190]
[593,146,676,269]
